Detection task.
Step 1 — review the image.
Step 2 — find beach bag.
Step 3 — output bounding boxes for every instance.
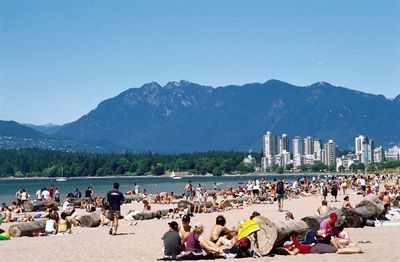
[230,237,251,258]
[303,230,317,245]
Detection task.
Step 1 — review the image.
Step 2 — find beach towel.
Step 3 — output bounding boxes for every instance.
[237,218,260,240]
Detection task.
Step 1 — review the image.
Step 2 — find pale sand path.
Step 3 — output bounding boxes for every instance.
[1,192,400,262]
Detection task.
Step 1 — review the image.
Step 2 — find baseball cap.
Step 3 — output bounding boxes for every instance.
[182,215,191,222]
[168,221,179,229]
[283,241,293,248]
[330,213,337,223]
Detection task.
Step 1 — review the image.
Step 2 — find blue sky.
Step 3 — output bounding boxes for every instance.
[1,0,399,125]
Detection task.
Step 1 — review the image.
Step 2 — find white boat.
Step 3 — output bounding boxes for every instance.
[170,171,181,179]
[56,167,67,182]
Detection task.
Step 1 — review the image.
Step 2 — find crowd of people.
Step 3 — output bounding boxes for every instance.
[1,172,400,259]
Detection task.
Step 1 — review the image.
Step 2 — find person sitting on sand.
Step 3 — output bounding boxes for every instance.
[58,212,72,234]
[162,221,182,260]
[320,213,351,246]
[142,199,151,212]
[210,215,237,248]
[10,201,22,214]
[316,200,333,216]
[342,196,354,210]
[285,212,294,220]
[179,215,192,247]
[184,223,225,258]
[1,207,12,223]
[19,213,34,222]
[99,207,111,226]
[45,212,58,235]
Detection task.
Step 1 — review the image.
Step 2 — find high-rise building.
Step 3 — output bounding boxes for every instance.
[361,136,374,166]
[313,139,322,161]
[373,147,384,163]
[355,135,365,154]
[292,136,303,156]
[280,134,289,154]
[323,139,336,166]
[304,136,314,155]
[263,131,275,157]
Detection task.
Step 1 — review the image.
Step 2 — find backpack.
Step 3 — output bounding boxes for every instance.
[230,237,251,258]
[276,181,284,194]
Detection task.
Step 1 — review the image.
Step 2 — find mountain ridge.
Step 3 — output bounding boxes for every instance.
[53,80,400,152]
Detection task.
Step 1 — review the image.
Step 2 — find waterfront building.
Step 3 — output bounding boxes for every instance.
[361,136,374,166]
[313,139,322,161]
[243,154,257,166]
[292,136,303,156]
[278,134,289,154]
[385,145,400,160]
[323,139,336,166]
[373,147,384,163]
[304,136,314,155]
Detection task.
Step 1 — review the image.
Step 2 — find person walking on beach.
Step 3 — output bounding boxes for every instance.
[276,179,285,212]
[106,182,124,235]
[15,188,22,206]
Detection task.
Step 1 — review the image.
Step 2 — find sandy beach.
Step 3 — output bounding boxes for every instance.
[1,190,400,262]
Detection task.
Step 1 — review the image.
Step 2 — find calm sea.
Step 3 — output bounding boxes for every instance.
[0,174,327,204]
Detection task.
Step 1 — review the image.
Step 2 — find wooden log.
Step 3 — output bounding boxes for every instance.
[8,219,47,237]
[342,208,364,228]
[301,209,344,232]
[79,212,100,227]
[64,197,91,208]
[133,209,171,220]
[177,200,194,212]
[356,194,385,217]
[123,195,145,203]
[256,216,309,256]
[224,197,250,207]
[23,199,58,212]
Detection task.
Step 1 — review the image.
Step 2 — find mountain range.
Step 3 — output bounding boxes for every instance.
[1,80,400,153]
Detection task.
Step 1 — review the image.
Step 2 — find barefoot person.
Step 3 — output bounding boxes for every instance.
[162,221,182,260]
[106,182,124,235]
[316,200,333,216]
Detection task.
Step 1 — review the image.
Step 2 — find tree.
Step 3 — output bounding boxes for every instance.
[338,165,345,173]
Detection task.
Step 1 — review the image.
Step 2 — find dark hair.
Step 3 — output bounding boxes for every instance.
[250,211,261,220]
[61,212,68,220]
[216,215,226,226]
[113,182,119,190]
[343,196,349,201]
[322,200,328,206]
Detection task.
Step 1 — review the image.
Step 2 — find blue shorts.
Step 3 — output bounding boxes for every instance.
[277,194,284,201]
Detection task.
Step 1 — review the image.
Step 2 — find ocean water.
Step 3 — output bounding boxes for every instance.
[0,174,324,204]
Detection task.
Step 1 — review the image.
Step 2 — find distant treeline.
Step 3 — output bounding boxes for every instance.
[0,148,260,177]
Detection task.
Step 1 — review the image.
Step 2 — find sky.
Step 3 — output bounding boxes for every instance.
[1,0,399,125]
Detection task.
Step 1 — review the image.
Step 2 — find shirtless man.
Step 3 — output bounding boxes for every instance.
[210,215,231,243]
[316,200,333,216]
[179,215,192,247]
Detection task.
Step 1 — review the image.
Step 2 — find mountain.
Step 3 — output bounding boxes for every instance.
[0,120,46,139]
[55,80,400,153]
[0,120,121,153]
[24,123,62,135]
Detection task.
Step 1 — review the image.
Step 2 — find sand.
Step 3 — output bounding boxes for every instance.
[1,192,400,262]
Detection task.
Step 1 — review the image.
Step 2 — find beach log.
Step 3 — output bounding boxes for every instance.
[177,200,194,212]
[256,216,309,255]
[8,219,47,237]
[133,209,170,220]
[23,199,58,212]
[301,209,344,232]
[123,195,145,203]
[79,212,100,227]
[355,194,385,216]
[224,197,250,207]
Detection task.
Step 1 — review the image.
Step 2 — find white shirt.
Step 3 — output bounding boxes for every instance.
[360,178,366,186]
[36,190,42,200]
[41,190,50,200]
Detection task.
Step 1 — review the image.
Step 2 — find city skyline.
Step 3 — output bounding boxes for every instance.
[1,0,399,125]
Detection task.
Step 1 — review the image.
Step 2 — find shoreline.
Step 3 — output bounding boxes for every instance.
[0,171,350,181]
